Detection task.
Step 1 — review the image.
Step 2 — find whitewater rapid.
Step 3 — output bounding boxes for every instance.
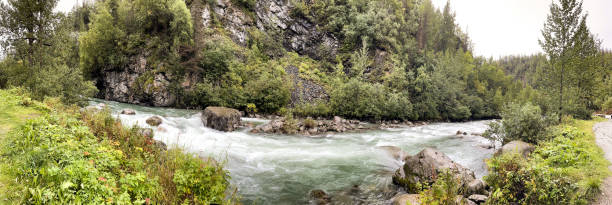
[90,100,494,204]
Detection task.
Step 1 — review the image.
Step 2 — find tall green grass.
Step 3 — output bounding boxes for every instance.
[0,89,236,204]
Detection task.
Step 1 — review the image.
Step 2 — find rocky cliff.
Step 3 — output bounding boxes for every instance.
[100,0,333,108]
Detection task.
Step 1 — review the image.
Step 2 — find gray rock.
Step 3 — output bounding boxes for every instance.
[468,194,488,204]
[154,140,167,151]
[457,195,477,205]
[146,116,163,126]
[139,128,154,137]
[309,189,331,205]
[467,179,486,195]
[121,109,136,115]
[392,194,421,205]
[496,140,535,157]
[201,107,242,132]
[392,148,476,194]
[285,65,329,106]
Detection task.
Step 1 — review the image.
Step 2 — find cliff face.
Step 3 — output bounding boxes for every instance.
[100,0,333,107]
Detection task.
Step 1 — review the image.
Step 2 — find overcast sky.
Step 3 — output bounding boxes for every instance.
[40,0,612,58]
[430,0,612,58]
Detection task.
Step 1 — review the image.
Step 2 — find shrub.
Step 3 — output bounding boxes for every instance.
[419,170,468,205]
[0,92,234,204]
[292,100,332,118]
[246,103,257,114]
[485,153,584,205]
[483,103,557,145]
[245,72,291,113]
[601,97,612,113]
[173,155,230,204]
[282,114,298,134]
[485,122,610,205]
[330,79,386,120]
[303,117,317,129]
[330,79,414,120]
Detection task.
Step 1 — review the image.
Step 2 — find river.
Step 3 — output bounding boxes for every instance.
[90,99,495,204]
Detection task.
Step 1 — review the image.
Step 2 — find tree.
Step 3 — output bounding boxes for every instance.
[539,0,585,116]
[0,0,96,103]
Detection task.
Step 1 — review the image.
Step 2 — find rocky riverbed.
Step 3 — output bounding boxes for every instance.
[89,99,496,204]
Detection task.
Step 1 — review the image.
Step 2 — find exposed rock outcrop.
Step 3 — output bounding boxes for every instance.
[285,65,329,106]
[392,148,476,194]
[201,107,242,132]
[196,0,338,60]
[495,140,535,157]
[99,53,177,107]
[251,116,371,135]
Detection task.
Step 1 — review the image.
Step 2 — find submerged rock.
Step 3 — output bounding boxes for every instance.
[496,140,534,157]
[392,148,476,194]
[146,116,163,126]
[201,106,242,132]
[378,146,409,161]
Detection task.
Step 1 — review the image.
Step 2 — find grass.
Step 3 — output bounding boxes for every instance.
[485,116,611,204]
[0,90,41,138]
[0,88,236,204]
[0,88,46,203]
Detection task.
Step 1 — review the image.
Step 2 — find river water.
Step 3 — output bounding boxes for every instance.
[90,99,494,204]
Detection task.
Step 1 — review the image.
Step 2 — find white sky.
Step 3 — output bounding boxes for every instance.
[6,0,612,58]
[431,0,612,58]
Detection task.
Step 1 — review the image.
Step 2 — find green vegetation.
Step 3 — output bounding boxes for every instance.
[419,171,469,205]
[483,103,558,145]
[0,89,233,204]
[0,0,97,104]
[485,112,609,205]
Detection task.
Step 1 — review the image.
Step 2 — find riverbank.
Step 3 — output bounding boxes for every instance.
[0,89,234,204]
[90,98,495,204]
[484,117,610,204]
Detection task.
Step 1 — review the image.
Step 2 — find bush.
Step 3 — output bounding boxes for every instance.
[329,79,386,120]
[485,122,610,205]
[245,72,291,114]
[282,114,298,134]
[483,103,557,145]
[419,170,468,205]
[292,100,332,118]
[601,97,612,113]
[303,117,317,129]
[330,79,414,120]
[0,92,234,204]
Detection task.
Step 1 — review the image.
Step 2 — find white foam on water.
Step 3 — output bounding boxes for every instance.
[91,100,495,204]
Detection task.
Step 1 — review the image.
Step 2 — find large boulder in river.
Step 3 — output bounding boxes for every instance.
[392,148,476,194]
[146,116,163,126]
[201,107,242,132]
[495,140,535,157]
[121,109,136,115]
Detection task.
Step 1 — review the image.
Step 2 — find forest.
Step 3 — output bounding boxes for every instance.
[0,0,611,204]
